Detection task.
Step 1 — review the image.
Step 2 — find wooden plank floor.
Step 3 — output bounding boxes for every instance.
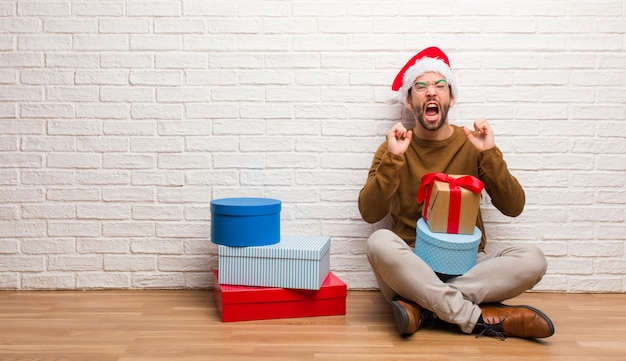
[0,290,625,361]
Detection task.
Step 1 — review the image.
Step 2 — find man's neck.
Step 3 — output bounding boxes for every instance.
[412,123,454,141]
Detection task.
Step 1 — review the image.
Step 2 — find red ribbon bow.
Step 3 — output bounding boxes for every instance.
[417,173,485,233]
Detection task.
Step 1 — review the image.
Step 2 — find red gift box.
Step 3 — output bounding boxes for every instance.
[212,270,347,322]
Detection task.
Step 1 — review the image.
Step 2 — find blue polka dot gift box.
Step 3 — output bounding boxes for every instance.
[414,218,481,276]
[210,197,281,247]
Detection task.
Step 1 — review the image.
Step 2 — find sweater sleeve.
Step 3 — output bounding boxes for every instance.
[478,146,525,217]
[358,143,405,224]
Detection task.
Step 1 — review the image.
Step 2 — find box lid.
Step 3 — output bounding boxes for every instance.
[219,235,330,260]
[211,197,281,216]
[416,218,481,250]
[214,270,346,304]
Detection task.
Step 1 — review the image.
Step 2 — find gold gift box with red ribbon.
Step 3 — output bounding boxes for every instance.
[417,173,484,234]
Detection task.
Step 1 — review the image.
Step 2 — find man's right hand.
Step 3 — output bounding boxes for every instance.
[387,122,412,155]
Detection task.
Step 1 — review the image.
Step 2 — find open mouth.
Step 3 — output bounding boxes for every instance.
[425,102,440,118]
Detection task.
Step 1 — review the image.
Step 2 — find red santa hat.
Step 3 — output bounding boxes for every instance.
[389,46,458,104]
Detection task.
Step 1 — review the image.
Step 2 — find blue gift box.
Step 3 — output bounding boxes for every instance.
[210,197,281,247]
[219,235,331,290]
[414,218,481,276]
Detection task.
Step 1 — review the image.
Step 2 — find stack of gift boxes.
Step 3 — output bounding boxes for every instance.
[210,197,347,322]
[413,173,485,277]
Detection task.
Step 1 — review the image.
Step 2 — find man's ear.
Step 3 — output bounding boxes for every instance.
[405,93,412,110]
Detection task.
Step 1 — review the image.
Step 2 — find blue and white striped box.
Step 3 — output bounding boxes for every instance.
[218,235,331,290]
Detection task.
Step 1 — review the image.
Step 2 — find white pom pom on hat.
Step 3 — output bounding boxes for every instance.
[389,46,458,104]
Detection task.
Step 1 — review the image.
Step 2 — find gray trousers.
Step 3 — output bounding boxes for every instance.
[366,229,548,333]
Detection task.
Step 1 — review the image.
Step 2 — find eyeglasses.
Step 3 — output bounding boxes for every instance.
[412,79,449,94]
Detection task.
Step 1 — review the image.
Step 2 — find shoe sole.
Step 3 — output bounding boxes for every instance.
[495,303,555,337]
[390,299,410,336]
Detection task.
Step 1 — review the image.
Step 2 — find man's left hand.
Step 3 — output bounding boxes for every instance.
[463,117,495,152]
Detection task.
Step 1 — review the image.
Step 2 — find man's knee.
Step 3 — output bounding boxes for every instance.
[526,245,548,277]
[366,229,389,264]
[367,229,390,250]
[366,229,408,267]
[512,244,548,285]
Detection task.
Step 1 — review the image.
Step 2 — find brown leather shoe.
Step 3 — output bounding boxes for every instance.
[477,303,555,340]
[390,297,429,337]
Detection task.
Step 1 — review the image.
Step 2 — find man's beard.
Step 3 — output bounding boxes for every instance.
[411,100,450,132]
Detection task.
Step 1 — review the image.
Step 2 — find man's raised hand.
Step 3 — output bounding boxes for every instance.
[463,117,495,152]
[387,122,413,156]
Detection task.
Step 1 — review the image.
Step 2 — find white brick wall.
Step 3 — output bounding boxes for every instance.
[0,0,624,292]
